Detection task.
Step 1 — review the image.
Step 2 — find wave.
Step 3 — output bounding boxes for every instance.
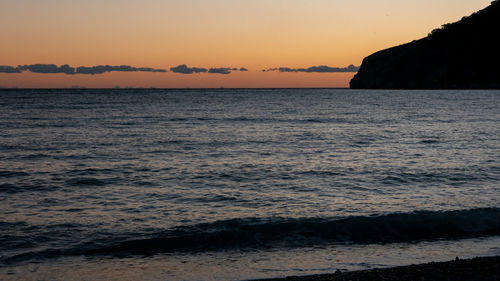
[65,177,110,187]
[0,171,29,178]
[0,176,113,194]
[162,116,358,124]
[0,183,60,194]
[86,208,500,256]
[2,208,500,264]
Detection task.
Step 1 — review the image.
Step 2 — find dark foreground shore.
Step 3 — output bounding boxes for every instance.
[257,256,500,281]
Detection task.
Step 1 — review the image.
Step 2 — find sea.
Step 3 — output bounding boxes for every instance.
[0,89,499,281]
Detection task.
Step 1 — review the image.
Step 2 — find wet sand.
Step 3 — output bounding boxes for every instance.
[257,256,500,281]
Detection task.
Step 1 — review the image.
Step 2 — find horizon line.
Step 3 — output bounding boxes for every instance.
[0,87,352,90]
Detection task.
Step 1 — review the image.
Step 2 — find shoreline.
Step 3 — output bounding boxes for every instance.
[256,256,500,281]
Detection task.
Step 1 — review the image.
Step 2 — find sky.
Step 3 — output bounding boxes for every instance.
[0,0,492,88]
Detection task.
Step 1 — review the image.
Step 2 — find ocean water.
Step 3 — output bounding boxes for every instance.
[0,89,499,280]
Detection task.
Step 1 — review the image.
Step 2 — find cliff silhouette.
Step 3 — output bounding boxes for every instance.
[350,1,500,89]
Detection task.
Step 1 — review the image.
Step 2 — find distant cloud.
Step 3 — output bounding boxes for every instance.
[171,65,248,75]
[22,64,76,74]
[208,68,233,74]
[170,64,208,74]
[263,65,359,73]
[0,65,22,73]
[76,65,167,75]
[0,64,167,75]
[1,63,361,75]
[2,63,362,76]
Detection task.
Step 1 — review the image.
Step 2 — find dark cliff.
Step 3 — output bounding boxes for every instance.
[350,1,500,89]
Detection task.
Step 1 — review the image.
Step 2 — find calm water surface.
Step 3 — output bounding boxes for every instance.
[0,89,499,280]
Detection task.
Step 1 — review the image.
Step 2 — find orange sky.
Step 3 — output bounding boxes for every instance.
[0,0,492,88]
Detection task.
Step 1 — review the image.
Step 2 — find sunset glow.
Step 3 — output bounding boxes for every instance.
[0,0,491,88]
